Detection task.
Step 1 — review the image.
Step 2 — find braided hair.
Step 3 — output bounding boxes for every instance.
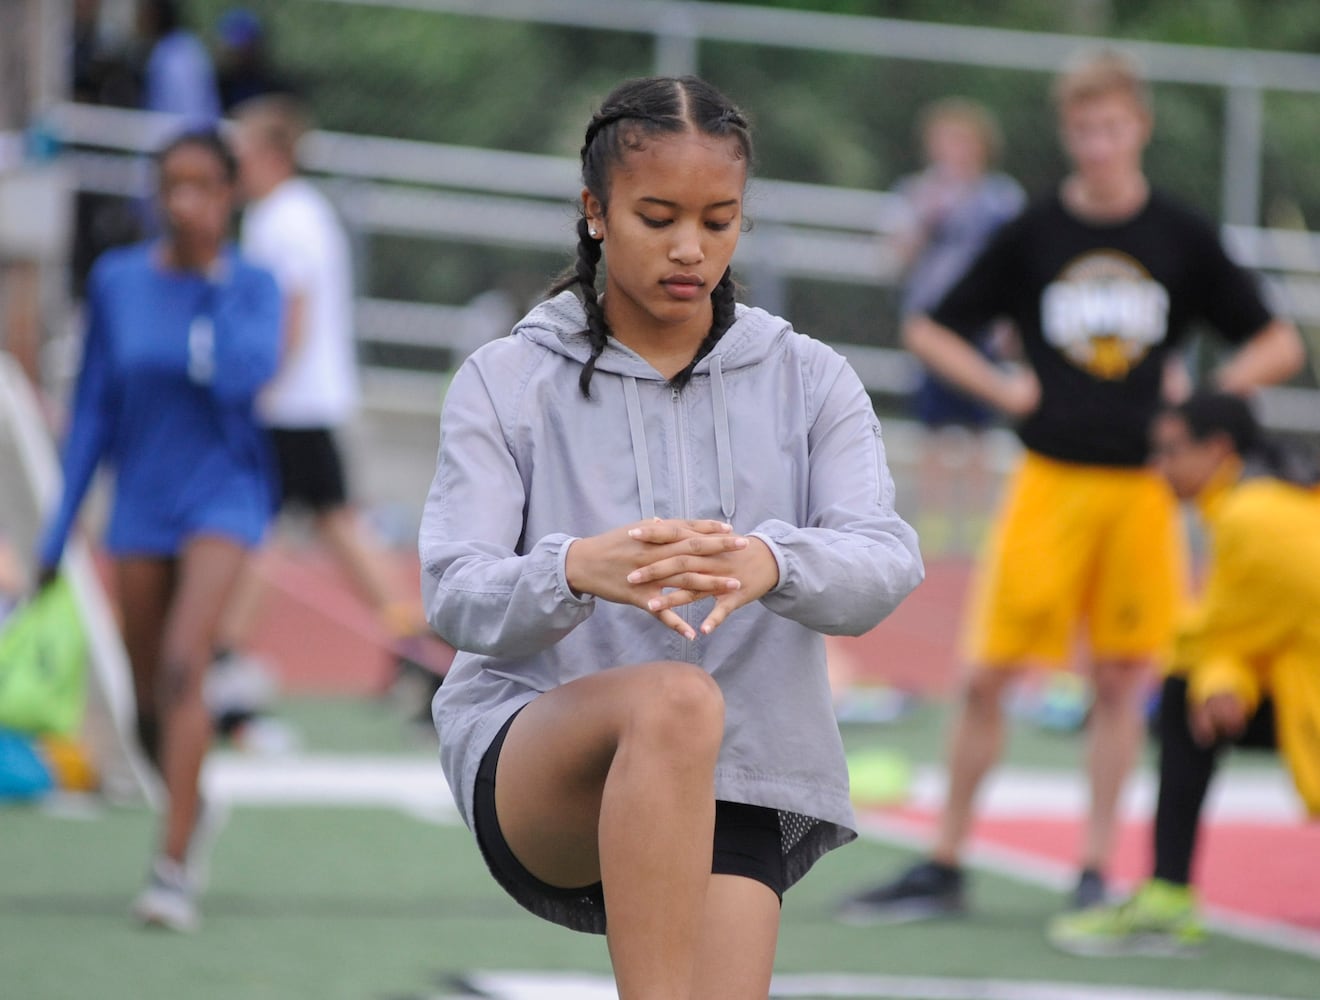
[548,76,754,397]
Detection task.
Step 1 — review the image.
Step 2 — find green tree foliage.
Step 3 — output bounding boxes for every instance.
[179,0,1320,355]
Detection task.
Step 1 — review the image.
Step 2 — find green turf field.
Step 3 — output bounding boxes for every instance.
[3,696,1315,1000]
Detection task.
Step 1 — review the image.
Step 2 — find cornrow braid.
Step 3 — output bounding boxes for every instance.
[547,217,609,398]
[670,267,737,391]
[715,107,750,132]
[550,75,754,398]
[581,106,662,161]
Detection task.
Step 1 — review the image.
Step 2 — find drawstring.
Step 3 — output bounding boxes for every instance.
[624,362,736,522]
[710,355,736,519]
[623,376,656,520]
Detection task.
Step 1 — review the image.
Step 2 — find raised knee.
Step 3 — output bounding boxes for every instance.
[632,662,725,755]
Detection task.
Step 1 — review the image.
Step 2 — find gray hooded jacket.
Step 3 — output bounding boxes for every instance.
[422,291,924,907]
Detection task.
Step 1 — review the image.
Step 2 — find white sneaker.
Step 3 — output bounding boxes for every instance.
[230,715,301,756]
[132,858,199,932]
[206,652,278,720]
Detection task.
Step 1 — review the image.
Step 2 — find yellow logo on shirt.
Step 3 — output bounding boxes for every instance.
[1041,251,1170,379]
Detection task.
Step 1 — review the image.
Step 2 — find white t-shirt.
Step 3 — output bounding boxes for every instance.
[242,177,359,427]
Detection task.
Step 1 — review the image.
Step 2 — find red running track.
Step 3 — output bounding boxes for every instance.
[247,548,1317,943]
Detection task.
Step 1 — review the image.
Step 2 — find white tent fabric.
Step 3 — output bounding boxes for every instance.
[0,351,158,805]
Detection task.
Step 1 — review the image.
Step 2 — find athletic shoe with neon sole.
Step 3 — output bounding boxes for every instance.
[131,857,200,933]
[1047,878,1206,957]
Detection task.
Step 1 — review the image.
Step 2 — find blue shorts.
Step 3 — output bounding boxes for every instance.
[911,371,994,429]
[106,481,270,557]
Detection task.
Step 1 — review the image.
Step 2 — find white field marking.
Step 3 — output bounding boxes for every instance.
[202,753,459,824]
[203,754,1300,825]
[902,764,1302,823]
[854,810,1320,961]
[441,971,1308,1000]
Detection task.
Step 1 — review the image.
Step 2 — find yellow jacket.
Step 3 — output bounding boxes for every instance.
[1173,463,1320,816]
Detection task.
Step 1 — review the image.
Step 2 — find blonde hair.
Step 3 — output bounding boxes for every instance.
[916,97,1003,165]
[232,93,312,165]
[1052,48,1152,115]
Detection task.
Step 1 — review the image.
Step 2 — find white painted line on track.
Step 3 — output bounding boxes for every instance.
[442,970,1310,1000]
[203,752,458,824]
[904,765,1303,823]
[204,755,1301,825]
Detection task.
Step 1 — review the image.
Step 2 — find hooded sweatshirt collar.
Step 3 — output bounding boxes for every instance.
[512,290,788,379]
[513,290,789,520]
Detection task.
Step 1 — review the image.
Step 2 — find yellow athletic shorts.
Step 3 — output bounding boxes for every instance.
[962,451,1187,668]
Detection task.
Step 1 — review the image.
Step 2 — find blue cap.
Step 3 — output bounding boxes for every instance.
[218,8,262,48]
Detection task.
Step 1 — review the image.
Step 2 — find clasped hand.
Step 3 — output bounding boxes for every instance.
[565,518,778,640]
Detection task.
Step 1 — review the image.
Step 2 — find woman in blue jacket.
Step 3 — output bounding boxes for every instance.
[421,76,924,998]
[38,129,282,932]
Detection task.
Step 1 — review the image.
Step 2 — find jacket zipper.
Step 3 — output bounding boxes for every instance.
[671,384,697,658]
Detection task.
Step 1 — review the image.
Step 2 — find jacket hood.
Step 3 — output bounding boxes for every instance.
[511,290,793,379]
[509,290,797,522]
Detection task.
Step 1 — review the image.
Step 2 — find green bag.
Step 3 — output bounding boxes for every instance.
[0,576,88,736]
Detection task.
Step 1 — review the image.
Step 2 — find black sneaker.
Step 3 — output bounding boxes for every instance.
[1071,867,1107,910]
[836,860,967,924]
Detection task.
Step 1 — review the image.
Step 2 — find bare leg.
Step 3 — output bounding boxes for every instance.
[932,666,1019,864]
[214,549,272,653]
[690,874,780,1000]
[115,557,177,769]
[1082,657,1151,871]
[495,661,724,1000]
[156,536,249,862]
[315,506,417,632]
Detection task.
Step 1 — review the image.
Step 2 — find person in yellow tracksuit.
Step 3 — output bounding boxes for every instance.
[1050,391,1320,956]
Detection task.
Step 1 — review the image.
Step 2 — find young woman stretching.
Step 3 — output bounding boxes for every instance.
[421,76,922,998]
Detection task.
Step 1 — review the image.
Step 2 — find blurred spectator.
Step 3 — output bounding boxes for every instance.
[35,129,282,931]
[837,47,1304,926]
[217,94,428,709]
[70,1,148,296]
[215,8,295,112]
[1050,392,1320,956]
[890,98,1025,554]
[136,0,220,126]
[71,0,139,107]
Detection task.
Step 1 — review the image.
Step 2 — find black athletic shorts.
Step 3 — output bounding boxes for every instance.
[269,427,348,513]
[472,709,788,935]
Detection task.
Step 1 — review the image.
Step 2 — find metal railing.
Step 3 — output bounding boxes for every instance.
[316,0,1320,230]
[45,100,1320,434]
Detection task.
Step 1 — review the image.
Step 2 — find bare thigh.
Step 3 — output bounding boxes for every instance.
[115,557,177,708]
[160,535,250,680]
[494,660,724,888]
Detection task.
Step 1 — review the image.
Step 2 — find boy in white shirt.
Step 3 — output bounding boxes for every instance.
[219,94,427,698]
